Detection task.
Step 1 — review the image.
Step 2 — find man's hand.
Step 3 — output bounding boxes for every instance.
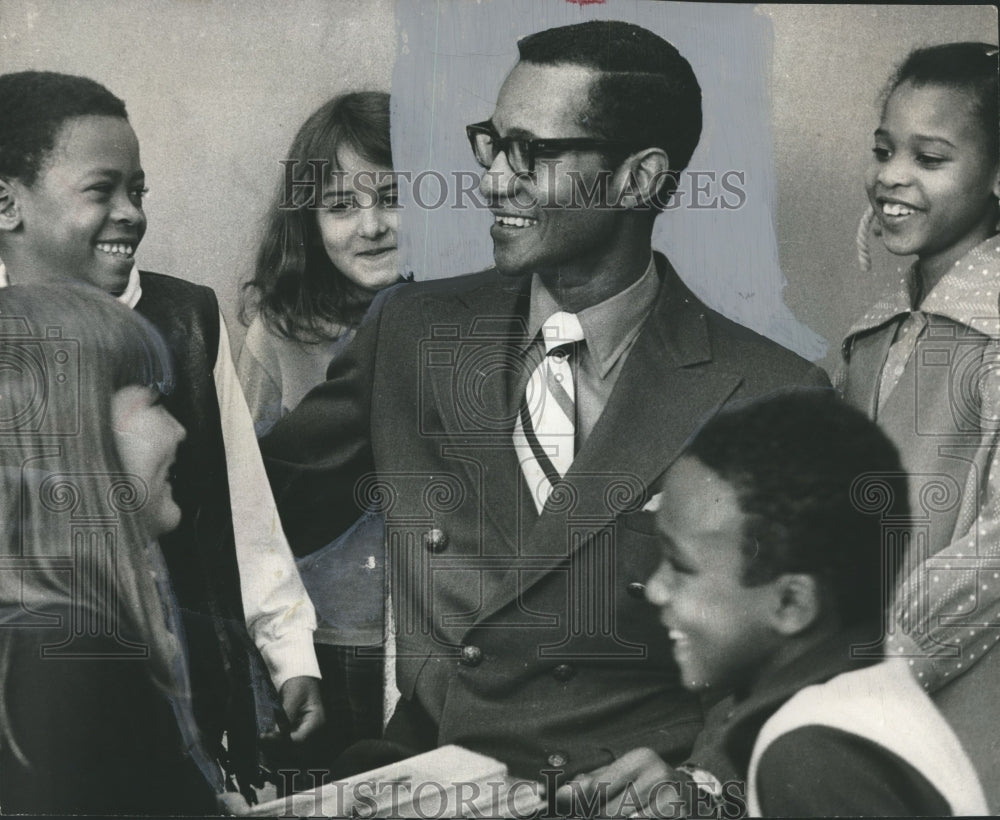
[279,675,325,743]
[554,748,686,818]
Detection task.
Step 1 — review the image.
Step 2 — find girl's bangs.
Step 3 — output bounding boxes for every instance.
[118,312,176,397]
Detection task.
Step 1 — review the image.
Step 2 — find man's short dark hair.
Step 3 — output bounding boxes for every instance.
[685,389,908,631]
[517,20,702,203]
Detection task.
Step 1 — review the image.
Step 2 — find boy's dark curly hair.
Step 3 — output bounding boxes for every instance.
[686,389,908,630]
[0,71,127,185]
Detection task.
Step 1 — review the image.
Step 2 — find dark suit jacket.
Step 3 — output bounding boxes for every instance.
[262,253,829,780]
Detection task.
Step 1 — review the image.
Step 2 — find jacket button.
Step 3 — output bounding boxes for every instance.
[423,527,448,553]
[626,581,646,599]
[547,752,569,769]
[460,645,483,667]
[552,663,575,682]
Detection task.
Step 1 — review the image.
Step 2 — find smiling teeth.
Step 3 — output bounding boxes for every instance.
[96,242,134,257]
[882,202,914,217]
[495,215,538,228]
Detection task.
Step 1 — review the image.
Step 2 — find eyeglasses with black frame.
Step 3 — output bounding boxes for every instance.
[466,121,633,175]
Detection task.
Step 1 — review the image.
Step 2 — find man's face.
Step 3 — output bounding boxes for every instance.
[478,62,627,283]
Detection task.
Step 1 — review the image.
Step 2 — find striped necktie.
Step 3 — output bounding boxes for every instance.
[513,311,585,513]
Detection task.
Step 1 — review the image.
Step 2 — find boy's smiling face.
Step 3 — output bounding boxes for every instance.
[646,456,781,696]
[8,115,146,295]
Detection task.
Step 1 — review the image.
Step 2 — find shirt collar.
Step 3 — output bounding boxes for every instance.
[524,255,660,378]
[844,235,1000,346]
[0,261,142,308]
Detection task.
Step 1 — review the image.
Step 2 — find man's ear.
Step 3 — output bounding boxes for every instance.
[615,148,670,209]
[0,177,23,231]
[770,574,822,636]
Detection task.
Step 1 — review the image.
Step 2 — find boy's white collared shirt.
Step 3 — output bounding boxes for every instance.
[0,260,143,306]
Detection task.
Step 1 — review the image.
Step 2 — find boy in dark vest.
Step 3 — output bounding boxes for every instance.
[0,70,323,797]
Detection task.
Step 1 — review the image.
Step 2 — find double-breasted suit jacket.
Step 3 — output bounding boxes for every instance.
[262,252,829,779]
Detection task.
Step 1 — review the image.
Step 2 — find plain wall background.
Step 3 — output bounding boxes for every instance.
[0,1,995,370]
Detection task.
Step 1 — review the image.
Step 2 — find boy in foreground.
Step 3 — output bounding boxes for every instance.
[568,390,986,816]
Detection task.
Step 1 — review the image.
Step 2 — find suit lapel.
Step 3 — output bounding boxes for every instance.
[474,256,743,624]
[569,262,728,494]
[421,273,530,555]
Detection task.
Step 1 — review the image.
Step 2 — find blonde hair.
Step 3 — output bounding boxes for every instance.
[0,283,218,786]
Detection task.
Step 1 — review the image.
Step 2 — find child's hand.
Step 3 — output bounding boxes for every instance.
[554,747,685,818]
[279,675,325,743]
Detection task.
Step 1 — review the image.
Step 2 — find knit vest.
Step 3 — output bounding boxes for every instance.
[135,272,261,789]
[747,659,986,816]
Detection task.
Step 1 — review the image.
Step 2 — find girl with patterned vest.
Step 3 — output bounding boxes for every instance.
[843,42,1000,809]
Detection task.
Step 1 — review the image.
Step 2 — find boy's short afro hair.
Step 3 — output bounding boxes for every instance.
[0,71,128,185]
[685,388,908,631]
